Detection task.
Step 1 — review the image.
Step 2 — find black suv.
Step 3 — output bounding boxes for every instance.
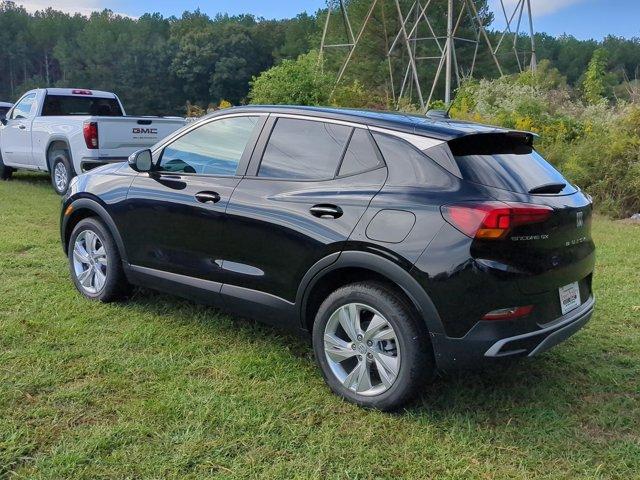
[61,106,595,410]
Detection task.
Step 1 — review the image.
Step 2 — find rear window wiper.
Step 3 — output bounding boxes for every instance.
[528,182,566,194]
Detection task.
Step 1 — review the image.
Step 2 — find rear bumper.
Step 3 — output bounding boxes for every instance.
[431,295,595,372]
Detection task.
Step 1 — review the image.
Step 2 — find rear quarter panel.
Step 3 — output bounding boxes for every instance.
[31,116,91,171]
[348,132,487,267]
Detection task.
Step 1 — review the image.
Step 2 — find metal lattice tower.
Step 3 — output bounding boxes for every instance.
[319,0,537,111]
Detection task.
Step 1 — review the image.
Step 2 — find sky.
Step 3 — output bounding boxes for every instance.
[15,0,640,41]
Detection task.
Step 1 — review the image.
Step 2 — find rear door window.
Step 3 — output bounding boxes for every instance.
[449,134,576,194]
[259,118,351,180]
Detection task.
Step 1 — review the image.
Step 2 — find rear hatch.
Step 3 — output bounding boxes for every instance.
[448,132,595,300]
[97,117,186,159]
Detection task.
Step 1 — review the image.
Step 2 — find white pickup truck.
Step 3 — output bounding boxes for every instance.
[0,88,185,193]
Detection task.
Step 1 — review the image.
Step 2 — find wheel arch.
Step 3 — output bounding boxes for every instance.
[298,251,445,337]
[62,197,128,263]
[46,137,73,173]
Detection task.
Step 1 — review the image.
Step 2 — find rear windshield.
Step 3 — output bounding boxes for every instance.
[42,95,123,116]
[449,133,576,194]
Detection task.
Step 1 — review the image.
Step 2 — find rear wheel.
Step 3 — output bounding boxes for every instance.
[50,151,74,195]
[312,281,434,411]
[68,217,130,302]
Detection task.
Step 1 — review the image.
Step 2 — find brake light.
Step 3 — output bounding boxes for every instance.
[83,122,99,149]
[441,202,553,239]
[72,89,93,95]
[483,305,534,321]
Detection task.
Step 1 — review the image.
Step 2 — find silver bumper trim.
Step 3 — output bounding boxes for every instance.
[484,296,595,358]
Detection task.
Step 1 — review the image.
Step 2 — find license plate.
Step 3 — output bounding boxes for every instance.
[559,282,581,315]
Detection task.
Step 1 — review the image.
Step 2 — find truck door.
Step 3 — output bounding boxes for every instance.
[1,92,37,166]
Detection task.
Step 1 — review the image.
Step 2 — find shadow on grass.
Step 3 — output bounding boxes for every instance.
[123,287,312,358]
[115,287,593,422]
[7,172,51,187]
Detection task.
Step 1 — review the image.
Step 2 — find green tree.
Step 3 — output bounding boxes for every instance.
[273,12,319,62]
[249,50,332,105]
[1,0,640,115]
[583,48,610,104]
[0,1,31,99]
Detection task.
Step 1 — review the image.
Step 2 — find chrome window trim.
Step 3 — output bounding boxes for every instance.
[270,113,366,129]
[368,126,446,150]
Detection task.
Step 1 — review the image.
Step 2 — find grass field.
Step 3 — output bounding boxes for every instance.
[1,172,639,479]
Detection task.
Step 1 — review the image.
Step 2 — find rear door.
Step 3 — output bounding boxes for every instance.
[221,115,387,321]
[120,114,267,285]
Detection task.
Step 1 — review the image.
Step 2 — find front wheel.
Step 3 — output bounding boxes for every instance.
[68,217,131,302]
[312,281,434,411]
[51,153,74,195]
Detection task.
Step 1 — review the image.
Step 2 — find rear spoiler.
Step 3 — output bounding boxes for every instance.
[448,131,538,157]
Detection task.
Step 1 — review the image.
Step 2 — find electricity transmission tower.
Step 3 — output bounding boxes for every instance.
[319,0,537,111]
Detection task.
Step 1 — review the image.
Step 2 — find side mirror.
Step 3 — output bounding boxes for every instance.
[128,149,153,172]
[0,117,7,126]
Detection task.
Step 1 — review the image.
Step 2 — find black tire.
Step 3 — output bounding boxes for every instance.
[68,217,131,302]
[312,281,434,411]
[50,151,74,195]
[0,151,13,180]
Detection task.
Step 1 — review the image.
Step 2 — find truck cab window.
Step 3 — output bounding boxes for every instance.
[10,94,37,120]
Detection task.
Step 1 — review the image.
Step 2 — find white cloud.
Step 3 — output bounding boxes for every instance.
[490,0,587,18]
[17,0,134,17]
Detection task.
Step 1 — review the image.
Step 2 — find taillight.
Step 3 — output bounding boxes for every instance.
[83,121,99,149]
[482,305,534,321]
[441,202,553,240]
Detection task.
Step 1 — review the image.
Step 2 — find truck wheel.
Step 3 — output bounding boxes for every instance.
[0,153,13,180]
[51,152,74,195]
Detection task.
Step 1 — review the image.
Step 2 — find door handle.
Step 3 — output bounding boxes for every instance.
[18,124,26,130]
[195,191,221,204]
[310,204,343,219]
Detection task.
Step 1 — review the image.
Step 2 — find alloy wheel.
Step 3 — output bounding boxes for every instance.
[323,303,401,397]
[72,230,108,294]
[54,162,68,192]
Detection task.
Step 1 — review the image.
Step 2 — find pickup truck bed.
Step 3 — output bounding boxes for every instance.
[31,114,187,172]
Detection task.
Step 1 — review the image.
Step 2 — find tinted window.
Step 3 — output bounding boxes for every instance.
[373,132,452,187]
[159,116,259,175]
[259,118,351,180]
[0,107,10,119]
[11,93,36,119]
[42,95,123,116]
[338,128,383,176]
[449,134,575,194]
